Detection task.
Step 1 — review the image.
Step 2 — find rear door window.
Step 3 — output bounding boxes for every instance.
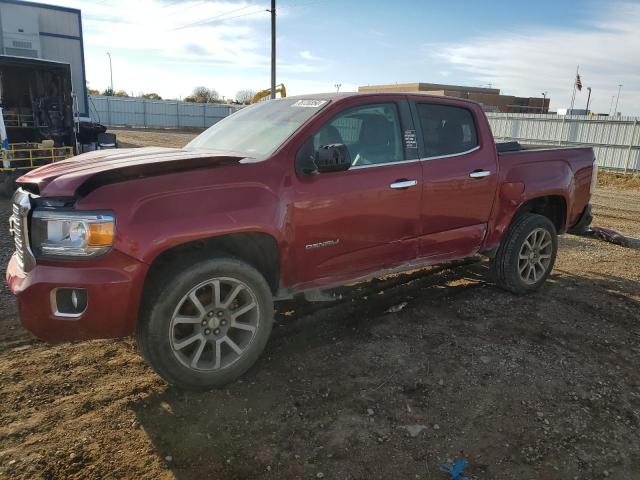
[416,103,478,158]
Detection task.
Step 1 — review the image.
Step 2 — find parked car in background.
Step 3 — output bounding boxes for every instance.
[6,92,596,389]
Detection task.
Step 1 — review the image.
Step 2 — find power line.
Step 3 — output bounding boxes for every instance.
[279,0,329,11]
[173,4,267,30]
[161,0,207,13]
[160,0,185,7]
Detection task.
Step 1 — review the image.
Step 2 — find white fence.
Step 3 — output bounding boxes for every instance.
[89,96,242,129]
[88,97,640,173]
[487,113,640,173]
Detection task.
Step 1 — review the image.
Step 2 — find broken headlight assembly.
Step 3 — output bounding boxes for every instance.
[31,210,116,259]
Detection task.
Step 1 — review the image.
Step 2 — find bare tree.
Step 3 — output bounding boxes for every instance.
[185,87,220,103]
[235,89,257,104]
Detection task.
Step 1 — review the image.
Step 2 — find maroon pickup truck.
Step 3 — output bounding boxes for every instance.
[6,93,595,389]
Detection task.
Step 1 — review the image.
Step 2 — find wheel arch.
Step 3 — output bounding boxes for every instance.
[141,232,281,310]
[512,195,567,233]
[483,192,568,255]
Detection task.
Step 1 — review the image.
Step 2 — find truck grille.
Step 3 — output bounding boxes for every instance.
[11,203,25,269]
[9,189,35,271]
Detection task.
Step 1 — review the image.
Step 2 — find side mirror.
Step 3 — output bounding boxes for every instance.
[314,144,351,173]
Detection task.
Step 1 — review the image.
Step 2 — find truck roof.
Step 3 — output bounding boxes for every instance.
[286,91,483,108]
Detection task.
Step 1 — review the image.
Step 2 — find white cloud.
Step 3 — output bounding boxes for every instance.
[298,50,318,61]
[43,0,323,99]
[431,2,640,115]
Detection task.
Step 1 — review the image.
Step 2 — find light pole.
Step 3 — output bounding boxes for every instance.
[585,87,591,114]
[608,95,615,117]
[613,84,622,117]
[541,92,547,113]
[335,83,342,93]
[106,52,113,93]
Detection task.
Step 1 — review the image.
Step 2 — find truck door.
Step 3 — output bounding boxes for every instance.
[290,100,422,289]
[412,101,497,259]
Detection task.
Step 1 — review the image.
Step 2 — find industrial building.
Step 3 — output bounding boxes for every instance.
[0,0,88,116]
[358,82,550,114]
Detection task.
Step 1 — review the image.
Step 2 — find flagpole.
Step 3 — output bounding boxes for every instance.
[570,65,579,111]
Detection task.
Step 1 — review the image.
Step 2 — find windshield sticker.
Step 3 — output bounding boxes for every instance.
[404,130,417,149]
[292,99,327,108]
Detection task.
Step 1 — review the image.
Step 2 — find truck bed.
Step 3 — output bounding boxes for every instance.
[496,141,586,154]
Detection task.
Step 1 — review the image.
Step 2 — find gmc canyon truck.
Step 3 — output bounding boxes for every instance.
[6,93,595,390]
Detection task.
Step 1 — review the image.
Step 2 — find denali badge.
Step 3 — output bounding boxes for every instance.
[305,239,340,250]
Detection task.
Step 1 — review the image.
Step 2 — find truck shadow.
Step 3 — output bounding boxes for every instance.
[130,260,639,479]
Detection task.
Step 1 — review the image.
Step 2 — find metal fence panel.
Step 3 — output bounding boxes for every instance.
[89,98,639,173]
[89,96,242,130]
[486,113,640,172]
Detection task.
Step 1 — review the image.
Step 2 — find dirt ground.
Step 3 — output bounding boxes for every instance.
[111,126,204,149]
[0,129,639,480]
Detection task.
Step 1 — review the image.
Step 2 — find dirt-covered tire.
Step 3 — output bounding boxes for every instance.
[137,256,274,390]
[568,205,592,235]
[492,213,558,294]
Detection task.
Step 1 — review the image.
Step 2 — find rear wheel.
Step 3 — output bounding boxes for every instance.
[492,213,558,294]
[137,257,273,390]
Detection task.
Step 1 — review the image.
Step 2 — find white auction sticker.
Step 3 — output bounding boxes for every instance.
[292,99,328,108]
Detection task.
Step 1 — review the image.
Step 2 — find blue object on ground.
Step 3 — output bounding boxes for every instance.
[439,458,468,480]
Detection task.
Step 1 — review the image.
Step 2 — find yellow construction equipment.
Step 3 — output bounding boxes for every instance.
[250,84,287,104]
[1,143,74,172]
[1,143,75,196]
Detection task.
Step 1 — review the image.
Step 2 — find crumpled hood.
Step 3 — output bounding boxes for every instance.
[17,146,246,197]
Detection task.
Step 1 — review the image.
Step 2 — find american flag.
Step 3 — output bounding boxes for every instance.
[575,74,582,91]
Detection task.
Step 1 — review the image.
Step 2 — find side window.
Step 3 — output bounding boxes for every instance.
[312,103,404,166]
[416,103,478,158]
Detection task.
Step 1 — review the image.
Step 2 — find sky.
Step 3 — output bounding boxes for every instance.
[36,0,640,115]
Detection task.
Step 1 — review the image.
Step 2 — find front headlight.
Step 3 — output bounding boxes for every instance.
[31,210,115,258]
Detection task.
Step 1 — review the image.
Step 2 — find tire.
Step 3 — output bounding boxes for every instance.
[568,205,592,235]
[137,256,274,390]
[492,213,558,294]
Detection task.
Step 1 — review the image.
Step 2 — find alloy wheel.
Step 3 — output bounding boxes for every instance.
[518,227,553,284]
[169,277,260,371]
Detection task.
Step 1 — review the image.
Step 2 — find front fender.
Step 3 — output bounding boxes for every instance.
[75,164,287,265]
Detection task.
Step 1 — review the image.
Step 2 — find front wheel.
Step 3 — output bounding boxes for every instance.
[492,213,558,294]
[137,257,274,390]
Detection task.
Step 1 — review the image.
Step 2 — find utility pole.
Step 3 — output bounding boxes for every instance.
[106,52,113,93]
[335,83,342,93]
[268,0,276,99]
[585,87,591,113]
[613,84,622,117]
[541,92,547,113]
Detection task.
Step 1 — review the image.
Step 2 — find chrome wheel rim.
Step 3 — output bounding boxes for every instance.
[169,277,260,372]
[518,228,553,285]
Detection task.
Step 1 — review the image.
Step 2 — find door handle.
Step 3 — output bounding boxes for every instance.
[469,170,491,178]
[389,179,418,189]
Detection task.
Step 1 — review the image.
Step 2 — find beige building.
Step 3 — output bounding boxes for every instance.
[358,82,549,113]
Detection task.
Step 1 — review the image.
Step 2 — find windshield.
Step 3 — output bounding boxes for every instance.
[185,98,329,159]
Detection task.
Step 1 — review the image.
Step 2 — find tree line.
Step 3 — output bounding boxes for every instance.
[88,86,258,105]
